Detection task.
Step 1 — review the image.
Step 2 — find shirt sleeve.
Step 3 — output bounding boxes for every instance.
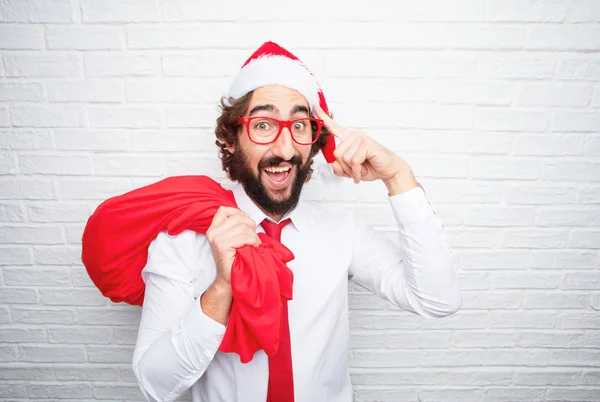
[132,230,226,402]
[348,185,461,318]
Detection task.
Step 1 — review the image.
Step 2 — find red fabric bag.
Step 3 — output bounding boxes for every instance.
[81,175,294,363]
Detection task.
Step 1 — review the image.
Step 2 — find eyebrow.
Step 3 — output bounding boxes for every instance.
[247,104,310,117]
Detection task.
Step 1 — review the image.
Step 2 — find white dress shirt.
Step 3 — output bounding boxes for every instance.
[132,182,461,402]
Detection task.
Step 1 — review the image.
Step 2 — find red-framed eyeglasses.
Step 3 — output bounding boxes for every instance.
[235,116,324,145]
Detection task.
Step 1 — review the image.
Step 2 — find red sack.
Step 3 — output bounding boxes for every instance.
[81,175,294,363]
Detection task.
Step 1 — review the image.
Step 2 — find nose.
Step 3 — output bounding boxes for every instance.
[271,126,295,161]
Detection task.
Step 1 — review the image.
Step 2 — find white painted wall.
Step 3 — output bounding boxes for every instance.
[1,0,599,400]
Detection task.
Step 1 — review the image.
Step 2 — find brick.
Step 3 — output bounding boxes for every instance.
[460,291,521,310]
[72,267,96,287]
[113,327,138,345]
[166,156,227,179]
[527,26,600,51]
[523,292,590,309]
[550,350,600,367]
[558,313,600,329]
[352,349,487,368]
[40,288,107,306]
[166,106,222,128]
[93,383,150,400]
[514,134,584,156]
[48,326,112,344]
[435,83,513,106]
[163,51,252,77]
[453,331,518,348]
[126,78,227,103]
[0,247,33,265]
[592,295,600,310]
[0,83,44,101]
[388,332,452,349]
[355,388,418,402]
[77,307,141,325]
[519,332,584,348]
[493,272,561,290]
[94,154,166,176]
[546,388,600,401]
[491,311,556,329]
[0,129,53,150]
[447,25,525,50]
[582,371,600,385]
[351,311,420,330]
[87,345,132,363]
[56,129,130,151]
[447,228,497,248]
[470,158,540,180]
[419,312,488,330]
[0,24,43,50]
[484,387,546,401]
[0,226,64,245]
[563,272,600,290]
[0,383,26,398]
[544,161,600,182]
[487,349,550,366]
[0,106,9,126]
[27,202,92,223]
[3,267,71,286]
[501,229,569,249]
[54,365,119,381]
[4,52,81,78]
[0,0,73,23]
[0,346,18,362]
[48,80,125,102]
[162,0,241,21]
[584,136,600,155]
[81,0,159,22]
[0,327,47,342]
[60,178,132,200]
[0,307,9,323]
[350,369,448,386]
[480,58,554,80]
[349,292,389,311]
[518,83,591,107]
[487,0,567,22]
[119,364,137,382]
[476,109,546,132]
[0,202,25,222]
[552,112,600,132]
[12,105,84,127]
[568,0,600,22]
[536,207,600,227]
[65,223,84,244]
[34,246,81,265]
[0,287,37,303]
[46,26,124,51]
[570,230,600,249]
[461,250,530,270]
[85,51,161,77]
[12,307,74,324]
[20,154,93,175]
[419,388,482,402]
[27,383,91,399]
[0,365,54,380]
[402,156,469,179]
[466,206,534,227]
[19,345,85,363]
[89,106,163,128]
[557,59,600,81]
[449,369,512,385]
[0,152,17,174]
[418,181,502,204]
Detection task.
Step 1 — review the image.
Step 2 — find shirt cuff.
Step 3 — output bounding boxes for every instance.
[179,300,226,358]
[389,185,435,225]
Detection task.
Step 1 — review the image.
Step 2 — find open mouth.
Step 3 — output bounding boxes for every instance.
[263,165,295,190]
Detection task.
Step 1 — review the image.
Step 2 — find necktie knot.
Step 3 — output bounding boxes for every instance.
[261,218,291,242]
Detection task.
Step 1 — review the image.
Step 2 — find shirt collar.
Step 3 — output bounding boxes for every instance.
[231,182,310,232]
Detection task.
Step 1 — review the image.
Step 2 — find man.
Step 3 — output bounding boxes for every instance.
[131,42,461,402]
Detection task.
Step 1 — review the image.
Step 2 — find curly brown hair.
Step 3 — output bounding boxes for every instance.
[214,91,331,182]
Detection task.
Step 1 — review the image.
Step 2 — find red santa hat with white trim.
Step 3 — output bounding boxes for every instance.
[226,41,339,180]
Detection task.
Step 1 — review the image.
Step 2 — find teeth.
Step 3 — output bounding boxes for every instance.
[265,166,291,173]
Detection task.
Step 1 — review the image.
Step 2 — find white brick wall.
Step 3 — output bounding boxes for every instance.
[0,0,599,401]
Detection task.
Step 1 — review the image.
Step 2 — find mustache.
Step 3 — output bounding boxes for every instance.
[259,155,302,169]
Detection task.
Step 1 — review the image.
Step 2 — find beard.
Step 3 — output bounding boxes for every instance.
[230,150,312,217]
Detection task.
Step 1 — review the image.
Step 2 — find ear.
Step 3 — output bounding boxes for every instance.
[226,143,236,154]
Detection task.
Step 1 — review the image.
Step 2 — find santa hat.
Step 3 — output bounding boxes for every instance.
[226,41,338,173]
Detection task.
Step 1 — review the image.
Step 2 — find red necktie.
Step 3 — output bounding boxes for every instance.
[262,218,294,402]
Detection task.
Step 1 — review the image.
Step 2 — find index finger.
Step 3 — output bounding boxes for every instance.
[209,206,245,230]
[313,103,350,140]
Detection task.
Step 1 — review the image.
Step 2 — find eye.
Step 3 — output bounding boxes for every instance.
[292,121,306,131]
[254,120,272,131]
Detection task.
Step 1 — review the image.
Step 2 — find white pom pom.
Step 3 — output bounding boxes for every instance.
[312,153,347,186]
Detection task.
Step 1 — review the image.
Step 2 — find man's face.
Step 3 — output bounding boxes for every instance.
[227,85,315,216]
